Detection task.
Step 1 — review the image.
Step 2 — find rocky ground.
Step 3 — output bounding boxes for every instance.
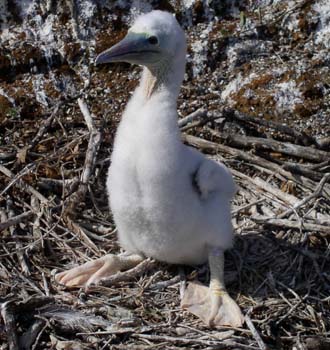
[0,1,330,349]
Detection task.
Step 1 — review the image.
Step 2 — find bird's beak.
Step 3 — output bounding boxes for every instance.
[95,33,159,65]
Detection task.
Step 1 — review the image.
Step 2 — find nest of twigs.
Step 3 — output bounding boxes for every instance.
[1,92,329,349]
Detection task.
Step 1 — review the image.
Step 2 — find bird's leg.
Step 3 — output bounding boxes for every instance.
[55,253,144,290]
[181,247,244,327]
[208,247,244,327]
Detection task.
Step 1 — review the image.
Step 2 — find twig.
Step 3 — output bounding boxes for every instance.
[183,134,317,191]
[245,312,267,350]
[16,96,81,163]
[29,102,61,150]
[278,173,330,219]
[208,128,329,163]
[307,159,330,171]
[0,165,48,204]
[253,177,298,206]
[0,151,16,161]
[223,109,315,146]
[150,275,181,291]
[133,333,259,349]
[276,297,306,325]
[31,196,43,252]
[232,199,266,215]
[99,259,157,287]
[282,162,322,182]
[0,210,35,232]
[64,98,101,215]
[178,108,207,127]
[6,200,31,275]
[180,115,221,132]
[65,218,100,253]
[252,217,330,234]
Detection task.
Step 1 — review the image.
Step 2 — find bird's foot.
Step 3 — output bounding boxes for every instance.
[55,253,144,290]
[181,281,244,327]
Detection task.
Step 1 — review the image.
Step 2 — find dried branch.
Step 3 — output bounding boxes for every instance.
[178,108,207,127]
[99,259,157,287]
[278,173,330,219]
[253,217,330,234]
[245,313,267,350]
[223,109,315,145]
[0,210,35,232]
[208,128,329,163]
[183,134,317,191]
[0,165,49,204]
[64,98,102,216]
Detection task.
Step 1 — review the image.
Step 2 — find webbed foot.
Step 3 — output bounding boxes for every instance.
[181,281,244,327]
[55,253,144,290]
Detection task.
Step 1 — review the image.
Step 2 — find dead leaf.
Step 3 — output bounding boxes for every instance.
[50,335,90,350]
[16,147,28,164]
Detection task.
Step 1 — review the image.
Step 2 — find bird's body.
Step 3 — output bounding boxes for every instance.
[56,10,243,328]
[108,79,234,265]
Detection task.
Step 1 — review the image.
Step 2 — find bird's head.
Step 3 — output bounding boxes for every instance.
[95,11,186,68]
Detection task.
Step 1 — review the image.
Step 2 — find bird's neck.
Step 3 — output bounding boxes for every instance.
[140,55,185,100]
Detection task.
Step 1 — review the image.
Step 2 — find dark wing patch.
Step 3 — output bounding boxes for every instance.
[191,168,202,196]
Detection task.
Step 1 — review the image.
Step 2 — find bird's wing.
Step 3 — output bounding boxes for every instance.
[193,158,236,200]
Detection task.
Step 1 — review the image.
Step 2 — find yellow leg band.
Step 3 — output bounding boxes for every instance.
[211,288,227,297]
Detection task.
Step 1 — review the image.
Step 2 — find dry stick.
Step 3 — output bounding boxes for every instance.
[253,217,330,234]
[232,171,288,210]
[78,97,101,186]
[189,135,330,222]
[29,102,61,150]
[177,324,234,342]
[222,109,315,145]
[180,115,219,132]
[150,275,181,291]
[65,97,101,215]
[0,151,16,161]
[245,313,267,350]
[276,297,306,325]
[278,173,330,219]
[0,163,34,195]
[31,196,43,252]
[0,210,35,232]
[16,97,80,162]
[99,259,157,287]
[282,162,322,181]
[65,218,99,253]
[307,159,330,171]
[0,165,48,204]
[232,199,266,215]
[253,177,298,206]
[188,134,330,197]
[178,108,207,127]
[0,301,19,350]
[208,128,329,163]
[133,334,258,349]
[183,134,317,192]
[6,202,31,275]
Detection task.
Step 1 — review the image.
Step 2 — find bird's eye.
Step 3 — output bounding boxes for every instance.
[148,36,158,45]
